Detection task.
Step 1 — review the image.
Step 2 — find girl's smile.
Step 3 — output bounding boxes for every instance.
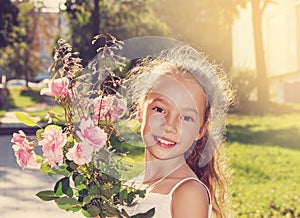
[154,136,177,148]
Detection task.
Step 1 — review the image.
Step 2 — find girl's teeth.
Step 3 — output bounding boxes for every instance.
[157,137,175,145]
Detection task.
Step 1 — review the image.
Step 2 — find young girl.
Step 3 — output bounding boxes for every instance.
[123,45,232,218]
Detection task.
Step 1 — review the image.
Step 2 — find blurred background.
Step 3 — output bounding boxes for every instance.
[0,0,299,217]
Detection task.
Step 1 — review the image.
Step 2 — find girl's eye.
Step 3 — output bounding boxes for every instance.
[152,106,165,113]
[181,116,194,122]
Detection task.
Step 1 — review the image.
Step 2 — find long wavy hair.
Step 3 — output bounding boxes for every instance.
[125,44,234,217]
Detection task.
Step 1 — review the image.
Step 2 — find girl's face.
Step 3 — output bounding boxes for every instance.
[140,73,208,161]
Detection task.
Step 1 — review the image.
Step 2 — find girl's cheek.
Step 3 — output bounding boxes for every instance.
[141,113,164,136]
[148,113,166,132]
[181,123,201,137]
[181,122,200,131]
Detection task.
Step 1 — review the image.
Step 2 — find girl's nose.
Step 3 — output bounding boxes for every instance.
[162,113,178,134]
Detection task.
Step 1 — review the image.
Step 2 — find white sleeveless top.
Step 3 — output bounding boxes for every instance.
[123,177,213,218]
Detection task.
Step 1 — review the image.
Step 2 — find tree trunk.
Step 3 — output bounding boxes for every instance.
[23,2,39,87]
[90,0,100,58]
[251,0,270,113]
[92,0,100,37]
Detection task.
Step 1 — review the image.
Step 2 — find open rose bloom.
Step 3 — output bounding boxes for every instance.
[40,77,69,97]
[66,141,94,165]
[11,131,37,169]
[38,126,67,167]
[11,130,27,143]
[77,117,107,151]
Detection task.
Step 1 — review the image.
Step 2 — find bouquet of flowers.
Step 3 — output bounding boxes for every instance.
[11,34,152,218]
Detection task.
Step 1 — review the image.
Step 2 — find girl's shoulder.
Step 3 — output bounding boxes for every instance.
[170,177,212,218]
[170,177,211,202]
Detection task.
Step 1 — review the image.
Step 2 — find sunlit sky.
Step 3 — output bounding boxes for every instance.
[42,0,65,12]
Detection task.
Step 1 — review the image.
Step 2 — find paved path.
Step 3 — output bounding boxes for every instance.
[0,135,84,218]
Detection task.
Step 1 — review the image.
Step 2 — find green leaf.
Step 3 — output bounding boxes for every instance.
[138,189,146,198]
[36,190,60,201]
[67,161,78,171]
[36,129,44,141]
[14,112,37,126]
[54,179,64,196]
[52,166,70,176]
[65,187,73,198]
[76,183,87,192]
[45,124,60,130]
[127,192,136,205]
[73,173,87,188]
[81,209,92,217]
[67,136,75,143]
[89,184,100,196]
[110,184,121,195]
[82,195,93,204]
[119,189,128,203]
[99,184,111,199]
[54,177,73,197]
[103,203,119,217]
[86,205,101,217]
[54,196,81,211]
[75,70,82,78]
[40,162,52,174]
[35,155,43,163]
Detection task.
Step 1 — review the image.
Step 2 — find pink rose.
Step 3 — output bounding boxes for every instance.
[66,141,93,165]
[40,77,69,97]
[94,95,127,123]
[39,126,67,167]
[11,130,26,144]
[12,140,37,169]
[77,118,107,151]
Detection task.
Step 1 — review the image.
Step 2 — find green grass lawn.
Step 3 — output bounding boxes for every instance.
[8,87,44,108]
[0,110,5,118]
[227,114,300,217]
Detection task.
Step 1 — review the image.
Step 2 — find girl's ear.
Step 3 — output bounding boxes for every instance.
[195,121,209,141]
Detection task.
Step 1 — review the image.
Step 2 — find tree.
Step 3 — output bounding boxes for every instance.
[64,0,100,66]
[0,0,19,48]
[64,0,168,66]
[251,0,271,112]
[0,0,56,85]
